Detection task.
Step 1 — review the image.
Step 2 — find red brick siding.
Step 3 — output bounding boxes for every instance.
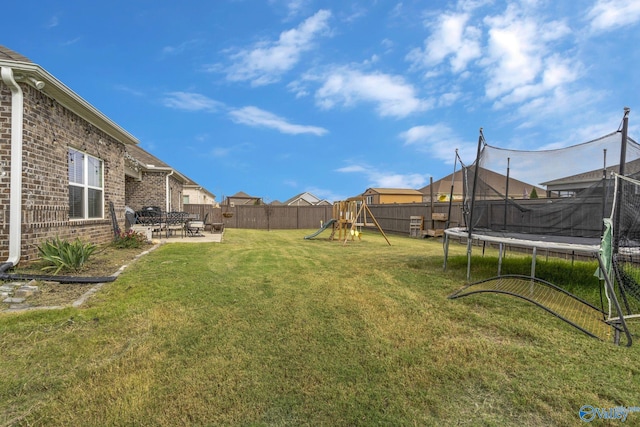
[0,82,127,262]
[125,172,184,212]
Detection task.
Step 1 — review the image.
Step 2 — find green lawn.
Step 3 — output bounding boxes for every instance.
[1,229,639,426]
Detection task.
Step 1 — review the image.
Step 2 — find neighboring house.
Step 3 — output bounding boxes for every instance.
[182,176,217,207]
[541,154,640,196]
[420,168,547,202]
[0,46,140,263]
[223,191,262,206]
[283,192,331,206]
[361,188,424,205]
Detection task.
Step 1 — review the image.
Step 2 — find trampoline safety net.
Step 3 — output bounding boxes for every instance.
[447,111,640,345]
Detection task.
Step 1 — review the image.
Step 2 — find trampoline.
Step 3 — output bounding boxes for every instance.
[443,227,601,278]
[443,227,622,342]
[443,109,638,345]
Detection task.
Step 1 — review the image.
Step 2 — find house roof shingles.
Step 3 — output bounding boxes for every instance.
[0,46,32,62]
[0,45,139,146]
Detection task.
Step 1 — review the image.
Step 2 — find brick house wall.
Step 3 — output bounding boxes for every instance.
[168,174,183,212]
[125,172,166,211]
[125,172,183,212]
[0,82,128,261]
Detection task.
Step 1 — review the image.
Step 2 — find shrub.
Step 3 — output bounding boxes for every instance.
[37,236,97,274]
[112,229,148,249]
[530,187,539,199]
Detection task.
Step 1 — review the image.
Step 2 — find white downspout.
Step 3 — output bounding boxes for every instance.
[1,66,23,267]
[166,170,174,212]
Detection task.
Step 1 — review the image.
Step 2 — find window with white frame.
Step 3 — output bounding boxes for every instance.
[68,148,104,219]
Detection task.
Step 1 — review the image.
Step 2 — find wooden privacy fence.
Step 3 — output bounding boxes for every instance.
[184,203,463,235]
[365,203,461,236]
[185,198,604,237]
[184,204,334,230]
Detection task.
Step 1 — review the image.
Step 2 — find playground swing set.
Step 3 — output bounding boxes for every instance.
[304,197,391,246]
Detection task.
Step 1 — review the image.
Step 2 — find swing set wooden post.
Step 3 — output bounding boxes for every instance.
[331,197,391,246]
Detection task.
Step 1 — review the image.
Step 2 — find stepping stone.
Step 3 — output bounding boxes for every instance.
[0,283,21,292]
[14,285,39,297]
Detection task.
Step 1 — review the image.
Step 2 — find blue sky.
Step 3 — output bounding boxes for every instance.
[3,0,640,203]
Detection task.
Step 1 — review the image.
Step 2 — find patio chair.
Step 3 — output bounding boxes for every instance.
[166,211,187,238]
[186,216,205,237]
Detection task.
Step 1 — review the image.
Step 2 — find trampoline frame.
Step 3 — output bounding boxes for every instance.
[443,226,633,346]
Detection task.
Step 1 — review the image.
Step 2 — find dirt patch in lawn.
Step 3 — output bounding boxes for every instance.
[1,243,156,312]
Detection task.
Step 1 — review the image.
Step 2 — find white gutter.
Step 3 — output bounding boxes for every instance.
[166,170,174,212]
[1,66,24,267]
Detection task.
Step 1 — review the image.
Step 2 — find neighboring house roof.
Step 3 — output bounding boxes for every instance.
[284,192,320,205]
[232,191,252,198]
[541,152,640,191]
[420,168,546,200]
[364,188,424,196]
[124,143,188,183]
[283,192,330,206]
[225,191,262,205]
[0,45,138,146]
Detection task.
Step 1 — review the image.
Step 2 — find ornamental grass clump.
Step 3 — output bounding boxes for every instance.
[37,236,97,274]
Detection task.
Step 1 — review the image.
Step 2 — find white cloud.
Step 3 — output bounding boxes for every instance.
[312,67,430,118]
[482,4,572,104]
[336,163,429,189]
[287,80,310,98]
[162,39,201,56]
[438,90,463,107]
[587,0,640,32]
[336,165,367,173]
[511,86,606,133]
[224,9,331,86]
[407,12,482,73]
[229,106,328,136]
[284,0,309,19]
[494,54,579,108]
[210,141,254,159]
[303,186,345,203]
[370,172,428,188]
[211,146,232,158]
[61,37,82,47]
[399,124,478,165]
[162,92,224,112]
[114,84,145,97]
[45,15,59,29]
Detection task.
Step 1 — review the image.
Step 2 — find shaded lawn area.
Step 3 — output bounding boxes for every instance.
[1,229,639,426]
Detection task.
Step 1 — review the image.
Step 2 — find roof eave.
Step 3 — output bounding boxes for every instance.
[0,59,139,146]
[144,165,189,183]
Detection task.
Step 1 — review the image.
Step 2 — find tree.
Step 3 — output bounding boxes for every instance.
[530,188,539,199]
